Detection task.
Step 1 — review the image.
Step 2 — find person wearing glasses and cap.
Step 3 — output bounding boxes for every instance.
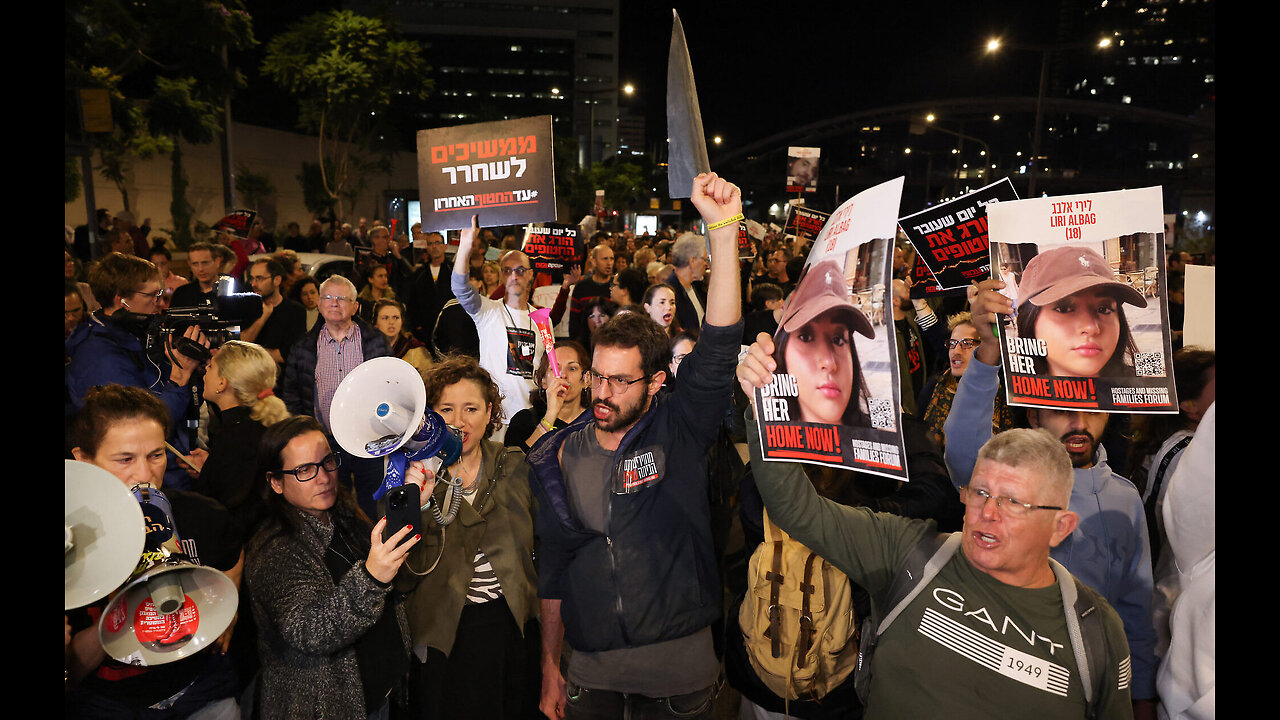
[451,217,546,442]
[770,257,876,427]
[1013,245,1148,379]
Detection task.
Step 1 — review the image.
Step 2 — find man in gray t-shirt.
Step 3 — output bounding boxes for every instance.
[557,427,721,702]
[531,173,745,720]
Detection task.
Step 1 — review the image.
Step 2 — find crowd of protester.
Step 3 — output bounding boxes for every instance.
[65,185,1214,720]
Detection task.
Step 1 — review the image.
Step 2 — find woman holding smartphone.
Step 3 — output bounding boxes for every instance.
[246,416,418,720]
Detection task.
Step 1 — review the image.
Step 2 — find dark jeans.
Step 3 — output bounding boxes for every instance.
[563,682,718,720]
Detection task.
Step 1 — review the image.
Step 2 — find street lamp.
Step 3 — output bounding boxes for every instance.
[577,82,636,167]
[985,36,1112,195]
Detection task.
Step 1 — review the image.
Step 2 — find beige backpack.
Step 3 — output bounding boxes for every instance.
[739,508,860,702]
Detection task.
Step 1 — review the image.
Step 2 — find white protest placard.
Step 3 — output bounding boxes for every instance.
[1183,264,1215,349]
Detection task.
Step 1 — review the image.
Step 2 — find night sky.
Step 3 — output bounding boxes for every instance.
[231,1,1068,154]
[619,1,1064,153]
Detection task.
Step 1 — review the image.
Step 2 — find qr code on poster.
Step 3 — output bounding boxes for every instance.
[1134,352,1165,377]
[869,398,894,430]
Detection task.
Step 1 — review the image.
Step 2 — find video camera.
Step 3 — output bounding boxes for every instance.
[112,277,263,366]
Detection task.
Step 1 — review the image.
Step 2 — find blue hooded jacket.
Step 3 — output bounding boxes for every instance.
[526,319,742,652]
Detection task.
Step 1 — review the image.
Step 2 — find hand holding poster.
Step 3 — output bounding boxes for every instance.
[417,115,556,232]
[987,186,1178,413]
[753,177,910,480]
[899,177,1019,292]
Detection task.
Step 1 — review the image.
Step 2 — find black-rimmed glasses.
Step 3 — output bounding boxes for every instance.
[588,371,648,394]
[273,453,341,482]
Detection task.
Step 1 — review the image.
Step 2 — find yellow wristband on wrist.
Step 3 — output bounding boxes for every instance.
[707,213,744,231]
[540,418,555,432]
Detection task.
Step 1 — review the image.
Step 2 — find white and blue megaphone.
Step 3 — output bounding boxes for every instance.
[330,357,464,503]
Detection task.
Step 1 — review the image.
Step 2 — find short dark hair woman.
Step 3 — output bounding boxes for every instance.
[246,415,418,719]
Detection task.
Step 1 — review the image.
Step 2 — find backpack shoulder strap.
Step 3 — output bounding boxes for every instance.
[875,531,959,635]
[854,530,959,705]
[1049,558,1107,720]
[762,509,787,659]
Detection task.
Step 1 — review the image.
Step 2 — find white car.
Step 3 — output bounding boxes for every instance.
[248,252,358,285]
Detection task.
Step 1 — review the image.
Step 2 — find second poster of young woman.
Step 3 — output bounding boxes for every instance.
[987,186,1179,413]
[754,176,911,481]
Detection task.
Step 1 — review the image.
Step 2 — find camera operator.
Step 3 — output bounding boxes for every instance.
[66,252,210,489]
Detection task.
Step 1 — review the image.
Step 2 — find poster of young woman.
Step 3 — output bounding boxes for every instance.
[987,186,1179,413]
[754,176,910,481]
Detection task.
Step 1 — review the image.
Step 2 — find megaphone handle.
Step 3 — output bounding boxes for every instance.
[373,453,410,502]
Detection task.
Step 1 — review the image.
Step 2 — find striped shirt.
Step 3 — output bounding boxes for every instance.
[315,322,364,432]
[465,549,504,604]
[460,476,504,604]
